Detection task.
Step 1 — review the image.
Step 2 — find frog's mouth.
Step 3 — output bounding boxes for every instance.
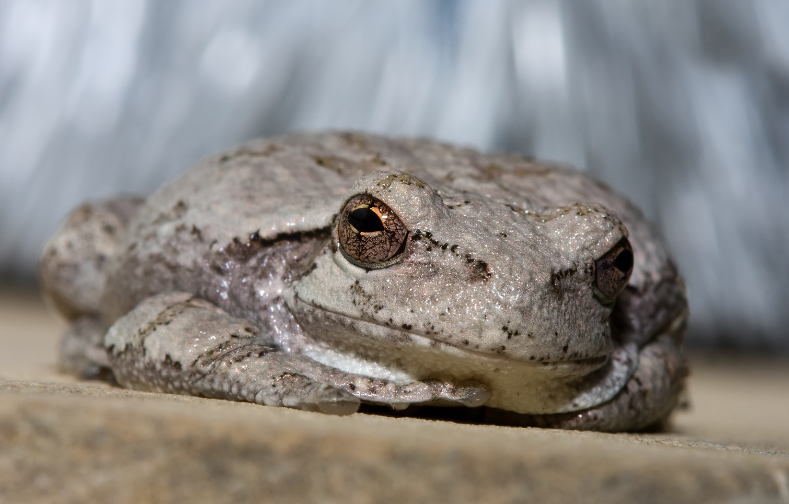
[290,291,611,371]
[286,291,638,415]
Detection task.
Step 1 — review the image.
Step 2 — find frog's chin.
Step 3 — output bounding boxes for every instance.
[286,292,639,415]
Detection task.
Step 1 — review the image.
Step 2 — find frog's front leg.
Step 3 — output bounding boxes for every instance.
[106,292,359,414]
[534,334,687,432]
[107,292,490,415]
[484,334,687,431]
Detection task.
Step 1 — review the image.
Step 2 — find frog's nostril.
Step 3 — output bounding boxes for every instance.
[595,237,633,301]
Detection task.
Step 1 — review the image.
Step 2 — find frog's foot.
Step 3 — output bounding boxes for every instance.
[59,316,115,381]
[485,334,687,431]
[40,197,143,320]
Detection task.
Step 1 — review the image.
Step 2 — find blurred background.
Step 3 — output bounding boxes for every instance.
[0,0,787,350]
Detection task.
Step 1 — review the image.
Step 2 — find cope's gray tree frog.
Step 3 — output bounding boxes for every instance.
[40,132,688,431]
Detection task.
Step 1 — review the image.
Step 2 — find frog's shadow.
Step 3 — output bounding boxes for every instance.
[356,403,670,433]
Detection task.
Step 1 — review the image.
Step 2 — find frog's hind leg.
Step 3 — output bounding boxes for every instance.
[59,317,115,381]
[105,292,362,415]
[40,197,143,320]
[39,197,143,380]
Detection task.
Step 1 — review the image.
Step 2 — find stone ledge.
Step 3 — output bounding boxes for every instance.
[1,378,788,504]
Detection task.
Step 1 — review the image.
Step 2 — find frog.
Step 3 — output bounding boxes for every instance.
[39,131,688,431]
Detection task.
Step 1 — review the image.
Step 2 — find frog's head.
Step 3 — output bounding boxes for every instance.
[286,170,636,414]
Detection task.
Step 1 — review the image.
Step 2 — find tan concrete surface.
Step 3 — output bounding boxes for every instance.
[1,286,788,503]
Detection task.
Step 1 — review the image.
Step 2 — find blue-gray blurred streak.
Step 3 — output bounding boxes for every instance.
[1,0,787,348]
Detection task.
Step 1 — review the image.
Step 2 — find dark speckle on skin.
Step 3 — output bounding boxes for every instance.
[312,155,356,175]
[174,200,188,216]
[502,325,520,339]
[411,229,423,242]
[505,204,525,215]
[467,257,491,281]
[190,225,203,241]
[402,324,412,330]
[550,266,579,287]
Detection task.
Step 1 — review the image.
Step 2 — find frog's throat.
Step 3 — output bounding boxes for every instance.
[285,291,639,415]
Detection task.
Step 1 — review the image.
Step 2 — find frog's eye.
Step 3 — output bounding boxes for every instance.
[337,195,408,269]
[595,237,634,302]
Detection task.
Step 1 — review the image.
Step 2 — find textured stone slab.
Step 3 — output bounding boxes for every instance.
[1,378,788,504]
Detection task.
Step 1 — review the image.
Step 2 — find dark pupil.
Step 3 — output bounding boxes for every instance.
[348,207,384,233]
[613,249,633,273]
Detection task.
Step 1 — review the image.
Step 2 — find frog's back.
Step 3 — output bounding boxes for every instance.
[123,131,654,259]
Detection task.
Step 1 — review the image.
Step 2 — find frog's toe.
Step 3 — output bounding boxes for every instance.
[452,381,492,407]
[304,384,361,416]
[383,378,492,408]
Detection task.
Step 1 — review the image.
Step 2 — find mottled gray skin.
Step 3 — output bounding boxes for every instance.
[40,132,687,431]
